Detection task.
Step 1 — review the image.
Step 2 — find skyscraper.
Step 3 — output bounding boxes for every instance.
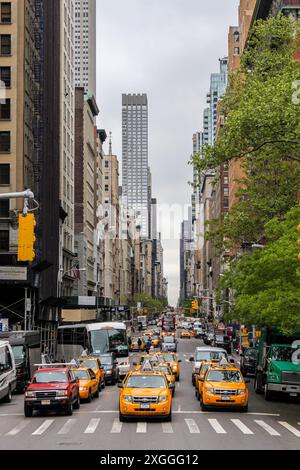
[74,0,97,97]
[122,94,149,238]
[206,57,228,145]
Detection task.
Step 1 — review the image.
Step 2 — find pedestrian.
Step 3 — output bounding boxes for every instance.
[145,338,151,354]
[137,338,142,351]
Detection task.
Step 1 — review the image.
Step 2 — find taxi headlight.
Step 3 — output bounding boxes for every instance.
[206,387,214,395]
[172,366,178,371]
[238,389,246,395]
[122,396,133,403]
[158,396,168,403]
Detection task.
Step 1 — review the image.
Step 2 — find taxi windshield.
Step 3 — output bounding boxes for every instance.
[80,359,97,369]
[73,370,89,380]
[195,351,226,361]
[206,370,243,383]
[33,371,68,384]
[163,354,176,362]
[154,366,170,375]
[126,375,166,389]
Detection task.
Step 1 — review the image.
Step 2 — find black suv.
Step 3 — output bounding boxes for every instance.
[98,353,119,385]
[240,347,257,377]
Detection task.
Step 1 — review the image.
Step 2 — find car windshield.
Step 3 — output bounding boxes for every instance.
[99,356,113,365]
[195,351,226,361]
[269,346,300,362]
[163,354,176,362]
[33,371,68,384]
[80,359,98,369]
[126,375,166,389]
[74,370,89,380]
[206,370,243,383]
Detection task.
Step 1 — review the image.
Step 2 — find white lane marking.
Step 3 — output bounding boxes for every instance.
[231,419,254,435]
[278,421,300,437]
[57,419,76,435]
[84,418,101,434]
[185,418,200,434]
[136,422,147,433]
[254,420,280,436]
[32,419,54,436]
[111,418,122,434]
[177,404,181,412]
[162,422,174,434]
[208,419,227,434]
[6,421,30,436]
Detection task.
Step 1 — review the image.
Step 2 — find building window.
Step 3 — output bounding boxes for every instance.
[0,229,9,251]
[1,3,11,23]
[0,199,9,217]
[0,98,10,119]
[0,163,10,184]
[0,34,11,55]
[234,47,240,55]
[0,131,10,152]
[0,66,10,87]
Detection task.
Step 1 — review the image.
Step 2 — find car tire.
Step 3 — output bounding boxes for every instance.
[172,389,175,398]
[24,404,33,418]
[3,386,12,403]
[74,395,80,409]
[66,400,73,416]
[195,389,200,401]
[264,384,273,401]
[119,412,126,422]
[192,377,195,386]
[241,404,248,412]
[87,390,93,403]
[200,398,208,411]
[165,409,172,422]
[175,376,179,382]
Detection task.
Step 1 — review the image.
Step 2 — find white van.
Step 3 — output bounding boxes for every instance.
[0,340,16,403]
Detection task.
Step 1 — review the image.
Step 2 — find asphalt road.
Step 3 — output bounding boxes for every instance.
[0,335,300,450]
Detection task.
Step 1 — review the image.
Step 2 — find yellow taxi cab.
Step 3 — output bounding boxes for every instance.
[180,330,191,339]
[161,353,181,381]
[118,361,174,422]
[195,361,214,401]
[72,367,99,402]
[199,362,249,412]
[78,357,105,391]
[129,338,146,352]
[151,335,161,348]
[153,363,176,397]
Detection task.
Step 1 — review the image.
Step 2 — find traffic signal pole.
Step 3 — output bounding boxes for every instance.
[0,189,35,214]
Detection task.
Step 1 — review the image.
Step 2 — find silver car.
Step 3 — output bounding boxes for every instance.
[161,336,177,353]
[189,346,233,386]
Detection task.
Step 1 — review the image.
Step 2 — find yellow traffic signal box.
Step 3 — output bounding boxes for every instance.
[18,213,36,262]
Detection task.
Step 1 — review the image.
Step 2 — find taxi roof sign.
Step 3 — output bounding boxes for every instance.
[141,359,154,372]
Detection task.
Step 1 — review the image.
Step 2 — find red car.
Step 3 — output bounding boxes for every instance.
[24,366,80,417]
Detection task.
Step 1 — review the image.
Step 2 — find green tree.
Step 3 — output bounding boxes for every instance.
[130,293,165,316]
[218,206,300,334]
[192,15,300,250]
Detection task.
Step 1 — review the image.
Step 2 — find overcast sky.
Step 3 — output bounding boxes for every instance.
[97,0,240,306]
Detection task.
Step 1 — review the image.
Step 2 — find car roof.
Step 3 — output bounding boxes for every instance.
[35,368,68,373]
[195,346,227,352]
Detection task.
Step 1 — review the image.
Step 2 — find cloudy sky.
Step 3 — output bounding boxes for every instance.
[97,0,240,306]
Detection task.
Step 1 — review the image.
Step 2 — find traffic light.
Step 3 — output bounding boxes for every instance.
[191,300,198,310]
[18,213,36,262]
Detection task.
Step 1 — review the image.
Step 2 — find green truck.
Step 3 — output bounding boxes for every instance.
[254,328,300,400]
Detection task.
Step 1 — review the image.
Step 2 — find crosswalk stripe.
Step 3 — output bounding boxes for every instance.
[278,421,300,437]
[111,419,122,434]
[136,422,147,433]
[208,419,227,434]
[254,420,280,436]
[84,418,101,434]
[58,419,76,435]
[162,422,174,433]
[185,418,200,434]
[32,419,54,436]
[6,421,30,436]
[231,419,254,435]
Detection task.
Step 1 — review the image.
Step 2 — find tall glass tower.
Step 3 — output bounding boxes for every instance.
[122,94,149,238]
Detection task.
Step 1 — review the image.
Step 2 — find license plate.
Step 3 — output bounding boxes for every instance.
[41,400,51,405]
[221,396,231,401]
[289,393,297,397]
[140,404,150,410]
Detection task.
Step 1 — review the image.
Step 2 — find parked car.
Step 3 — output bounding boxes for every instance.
[99,353,119,385]
[240,347,257,377]
[24,365,80,417]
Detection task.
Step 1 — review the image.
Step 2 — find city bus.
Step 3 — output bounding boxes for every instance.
[57,322,130,377]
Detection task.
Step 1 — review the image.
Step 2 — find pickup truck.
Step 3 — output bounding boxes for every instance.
[254,328,300,400]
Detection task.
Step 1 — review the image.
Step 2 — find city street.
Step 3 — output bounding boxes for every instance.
[0,336,299,451]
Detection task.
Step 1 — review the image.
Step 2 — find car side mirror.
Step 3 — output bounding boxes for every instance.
[229,358,235,364]
[118,383,124,388]
[189,357,194,362]
[169,383,175,389]
[178,360,182,363]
